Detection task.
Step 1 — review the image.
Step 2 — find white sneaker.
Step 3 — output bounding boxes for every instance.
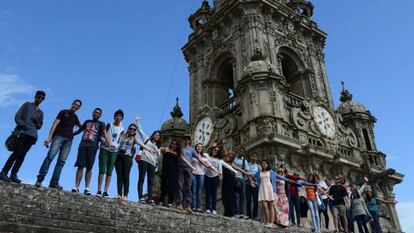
[206,210,211,214]
[212,210,217,215]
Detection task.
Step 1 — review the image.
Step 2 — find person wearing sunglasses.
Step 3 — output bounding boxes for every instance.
[115,123,154,201]
[71,108,112,195]
[0,90,45,183]
[35,99,83,190]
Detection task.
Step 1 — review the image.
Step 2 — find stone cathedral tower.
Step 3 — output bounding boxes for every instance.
[182,0,403,231]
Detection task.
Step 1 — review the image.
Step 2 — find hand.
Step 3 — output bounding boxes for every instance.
[44,138,51,148]
[191,166,197,173]
[135,116,140,123]
[364,176,369,182]
[221,138,227,145]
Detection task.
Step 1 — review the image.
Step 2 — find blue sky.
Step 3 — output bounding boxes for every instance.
[0,1,413,231]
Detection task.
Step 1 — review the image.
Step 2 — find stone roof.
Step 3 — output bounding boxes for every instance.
[337,82,370,115]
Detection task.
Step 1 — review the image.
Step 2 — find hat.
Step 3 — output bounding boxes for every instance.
[183,134,192,139]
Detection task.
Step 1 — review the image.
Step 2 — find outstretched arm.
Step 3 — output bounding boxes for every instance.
[135,116,149,141]
[179,153,196,172]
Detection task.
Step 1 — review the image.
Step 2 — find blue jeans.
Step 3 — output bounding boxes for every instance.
[289,194,301,225]
[307,200,321,232]
[37,135,72,185]
[369,210,382,233]
[235,177,246,215]
[191,174,204,209]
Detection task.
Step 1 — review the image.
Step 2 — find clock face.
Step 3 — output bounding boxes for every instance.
[194,116,213,146]
[312,106,336,138]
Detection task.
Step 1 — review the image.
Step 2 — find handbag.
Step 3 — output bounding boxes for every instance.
[5,131,21,152]
[135,139,150,164]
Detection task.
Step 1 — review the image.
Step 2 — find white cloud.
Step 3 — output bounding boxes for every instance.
[0,74,35,107]
[397,201,414,233]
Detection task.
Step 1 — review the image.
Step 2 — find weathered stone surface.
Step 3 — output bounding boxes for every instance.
[0,182,313,233]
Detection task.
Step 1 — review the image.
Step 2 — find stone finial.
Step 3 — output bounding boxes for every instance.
[340,81,353,102]
[170,97,184,118]
[201,0,211,10]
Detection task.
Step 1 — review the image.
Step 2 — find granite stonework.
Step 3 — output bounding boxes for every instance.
[0,182,313,233]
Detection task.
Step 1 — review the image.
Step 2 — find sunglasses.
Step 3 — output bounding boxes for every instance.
[36,95,45,100]
[129,128,137,131]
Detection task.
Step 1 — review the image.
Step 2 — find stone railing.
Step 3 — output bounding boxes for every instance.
[0,182,313,233]
[217,97,238,113]
[284,93,304,108]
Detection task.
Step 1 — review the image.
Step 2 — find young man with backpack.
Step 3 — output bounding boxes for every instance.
[35,99,82,189]
[96,109,124,197]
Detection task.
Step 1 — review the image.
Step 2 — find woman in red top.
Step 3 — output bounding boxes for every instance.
[305,174,321,233]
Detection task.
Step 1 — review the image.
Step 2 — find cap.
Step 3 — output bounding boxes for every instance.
[183,134,192,139]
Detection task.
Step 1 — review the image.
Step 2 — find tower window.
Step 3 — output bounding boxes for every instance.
[362,128,372,151]
[280,54,305,98]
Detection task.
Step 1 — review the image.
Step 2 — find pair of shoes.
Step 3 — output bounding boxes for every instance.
[84,188,91,196]
[139,198,146,204]
[102,192,109,197]
[0,171,11,182]
[184,207,193,213]
[236,214,243,219]
[195,208,203,213]
[10,174,21,183]
[96,191,102,197]
[122,196,128,201]
[212,210,217,215]
[176,205,184,210]
[168,203,173,208]
[242,215,250,220]
[206,209,211,214]
[158,202,163,206]
[148,200,155,206]
[71,187,79,193]
[49,183,63,190]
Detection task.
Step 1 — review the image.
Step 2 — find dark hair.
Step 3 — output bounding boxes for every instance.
[114,109,124,119]
[127,123,137,136]
[169,138,182,155]
[35,90,46,97]
[209,146,219,158]
[150,130,161,148]
[261,159,271,171]
[94,108,102,113]
[73,99,82,105]
[307,174,316,183]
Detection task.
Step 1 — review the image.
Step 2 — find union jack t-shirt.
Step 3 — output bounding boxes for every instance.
[79,119,105,147]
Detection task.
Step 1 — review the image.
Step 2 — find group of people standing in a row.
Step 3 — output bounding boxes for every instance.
[0,91,397,233]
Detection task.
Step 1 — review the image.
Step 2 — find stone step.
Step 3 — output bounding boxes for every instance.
[0,181,314,233]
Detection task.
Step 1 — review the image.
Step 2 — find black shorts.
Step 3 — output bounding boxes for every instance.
[74,146,98,170]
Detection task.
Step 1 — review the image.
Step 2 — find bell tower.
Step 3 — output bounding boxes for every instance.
[183,1,403,231]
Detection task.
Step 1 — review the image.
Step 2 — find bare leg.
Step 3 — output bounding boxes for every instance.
[268,201,275,225]
[97,174,104,191]
[85,169,92,188]
[333,214,339,231]
[261,201,270,224]
[104,175,112,192]
[75,167,83,188]
[343,216,349,233]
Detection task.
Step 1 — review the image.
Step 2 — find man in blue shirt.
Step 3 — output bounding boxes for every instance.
[176,134,196,212]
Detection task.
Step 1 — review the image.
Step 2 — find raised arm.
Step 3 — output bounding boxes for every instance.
[378,198,397,205]
[135,117,149,142]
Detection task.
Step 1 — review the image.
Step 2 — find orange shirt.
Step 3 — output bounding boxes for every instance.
[306,186,317,200]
